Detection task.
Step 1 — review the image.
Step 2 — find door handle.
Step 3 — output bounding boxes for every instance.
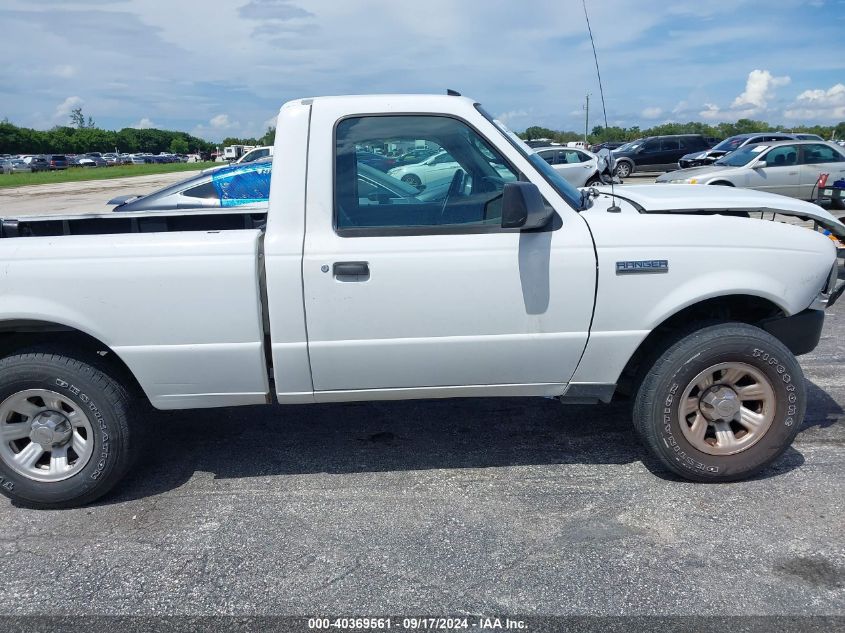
[333,261,370,276]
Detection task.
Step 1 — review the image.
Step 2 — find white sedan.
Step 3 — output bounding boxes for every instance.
[387,150,516,190]
[656,140,845,208]
[534,146,605,188]
[387,151,462,188]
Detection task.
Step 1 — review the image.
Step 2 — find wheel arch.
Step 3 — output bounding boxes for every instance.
[614,293,786,398]
[0,319,148,403]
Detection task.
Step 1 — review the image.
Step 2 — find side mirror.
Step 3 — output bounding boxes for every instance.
[501,182,553,230]
[754,161,767,169]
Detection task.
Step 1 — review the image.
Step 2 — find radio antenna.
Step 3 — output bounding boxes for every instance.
[582,0,620,211]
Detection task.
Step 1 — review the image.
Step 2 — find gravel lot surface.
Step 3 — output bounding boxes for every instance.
[0,170,204,216]
[0,174,842,620]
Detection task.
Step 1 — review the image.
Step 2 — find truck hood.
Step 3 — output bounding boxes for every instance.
[595,184,845,239]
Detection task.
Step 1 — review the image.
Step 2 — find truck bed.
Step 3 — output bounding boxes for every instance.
[0,208,268,238]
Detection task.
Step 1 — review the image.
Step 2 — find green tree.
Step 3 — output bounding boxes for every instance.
[259,126,275,146]
[169,137,190,154]
[69,107,85,129]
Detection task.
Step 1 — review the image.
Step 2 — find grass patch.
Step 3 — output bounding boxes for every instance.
[0,162,218,189]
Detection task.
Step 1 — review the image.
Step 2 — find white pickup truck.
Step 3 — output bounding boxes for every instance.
[0,94,842,508]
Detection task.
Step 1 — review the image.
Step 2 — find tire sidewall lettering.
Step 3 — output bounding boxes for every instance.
[657,341,804,476]
[53,377,111,480]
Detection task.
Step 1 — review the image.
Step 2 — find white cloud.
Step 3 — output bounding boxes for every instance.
[51,65,77,78]
[698,70,791,121]
[784,83,845,120]
[132,117,158,129]
[496,109,530,127]
[641,106,663,119]
[52,96,84,124]
[209,113,236,129]
[699,103,722,120]
[731,69,790,111]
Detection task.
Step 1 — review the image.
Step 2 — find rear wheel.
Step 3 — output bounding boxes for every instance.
[633,323,805,482]
[401,174,422,187]
[614,161,632,178]
[0,351,137,508]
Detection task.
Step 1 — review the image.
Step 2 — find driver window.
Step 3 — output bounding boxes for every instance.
[335,116,519,231]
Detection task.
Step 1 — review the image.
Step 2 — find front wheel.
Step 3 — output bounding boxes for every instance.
[633,323,805,482]
[0,351,137,508]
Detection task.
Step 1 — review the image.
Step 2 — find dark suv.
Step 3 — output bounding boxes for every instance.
[678,132,798,168]
[612,135,712,177]
[45,154,68,170]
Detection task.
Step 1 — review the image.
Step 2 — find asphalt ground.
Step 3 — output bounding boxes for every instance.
[0,173,842,624]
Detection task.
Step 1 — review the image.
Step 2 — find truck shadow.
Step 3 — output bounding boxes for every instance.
[105,379,841,504]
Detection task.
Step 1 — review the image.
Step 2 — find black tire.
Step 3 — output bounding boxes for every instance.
[0,352,136,509]
[585,175,602,187]
[633,322,805,482]
[614,161,633,178]
[401,174,422,187]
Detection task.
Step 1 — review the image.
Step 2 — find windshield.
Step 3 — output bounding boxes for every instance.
[615,140,642,153]
[712,136,749,152]
[714,144,768,167]
[475,104,585,211]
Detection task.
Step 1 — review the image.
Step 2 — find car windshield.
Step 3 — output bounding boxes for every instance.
[616,141,642,152]
[713,144,767,166]
[712,136,749,152]
[475,105,585,211]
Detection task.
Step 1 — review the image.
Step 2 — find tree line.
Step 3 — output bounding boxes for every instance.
[521,119,845,144]
[0,120,217,155]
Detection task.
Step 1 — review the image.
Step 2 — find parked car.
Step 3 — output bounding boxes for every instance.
[534,146,609,187]
[0,93,842,510]
[795,134,824,141]
[110,159,273,212]
[393,148,438,166]
[656,140,845,208]
[590,141,625,153]
[387,150,462,187]
[524,139,560,148]
[612,134,712,177]
[113,159,446,213]
[235,146,274,164]
[678,132,799,169]
[355,150,395,172]
[79,154,108,168]
[1,159,24,174]
[22,156,50,172]
[42,154,68,170]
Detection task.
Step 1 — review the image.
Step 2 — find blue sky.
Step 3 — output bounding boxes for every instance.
[1,0,844,141]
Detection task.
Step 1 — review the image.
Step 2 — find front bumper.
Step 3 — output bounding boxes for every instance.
[761,309,825,356]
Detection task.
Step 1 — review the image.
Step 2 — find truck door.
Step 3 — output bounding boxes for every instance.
[301,107,596,399]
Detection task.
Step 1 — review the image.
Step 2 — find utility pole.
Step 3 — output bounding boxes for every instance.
[583,93,590,143]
